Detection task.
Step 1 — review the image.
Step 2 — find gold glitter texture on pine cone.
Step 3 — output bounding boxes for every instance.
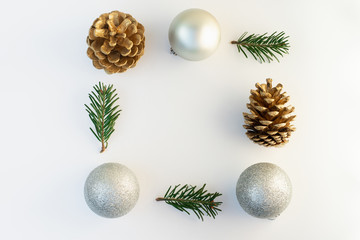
[86,11,145,74]
[243,78,296,147]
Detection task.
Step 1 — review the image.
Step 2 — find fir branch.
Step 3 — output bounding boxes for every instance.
[156,184,222,221]
[85,82,121,153]
[231,31,290,63]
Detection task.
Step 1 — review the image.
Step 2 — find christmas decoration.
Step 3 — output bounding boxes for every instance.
[168,8,221,61]
[243,78,296,147]
[85,82,121,153]
[231,32,289,63]
[236,162,292,219]
[84,162,140,218]
[156,184,222,221]
[86,10,145,74]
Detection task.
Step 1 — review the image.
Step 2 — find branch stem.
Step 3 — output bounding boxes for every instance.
[231,40,286,48]
[100,142,105,153]
[156,197,216,206]
[100,89,106,153]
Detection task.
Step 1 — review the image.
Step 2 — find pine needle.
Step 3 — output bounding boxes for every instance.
[231,31,290,63]
[156,184,222,221]
[85,82,121,153]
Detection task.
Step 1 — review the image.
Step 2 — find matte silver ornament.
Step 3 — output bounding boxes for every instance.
[236,162,292,219]
[84,162,140,218]
[168,8,221,61]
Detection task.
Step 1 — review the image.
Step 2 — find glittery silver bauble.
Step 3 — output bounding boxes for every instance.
[168,8,221,61]
[236,162,292,219]
[84,162,140,218]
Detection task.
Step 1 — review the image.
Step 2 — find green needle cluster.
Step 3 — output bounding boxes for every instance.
[156,184,222,221]
[85,82,121,153]
[232,31,290,63]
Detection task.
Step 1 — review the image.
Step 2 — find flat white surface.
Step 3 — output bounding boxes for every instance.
[1,0,359,239]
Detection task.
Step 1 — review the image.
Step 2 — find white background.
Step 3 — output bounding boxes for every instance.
[1,0,360,239]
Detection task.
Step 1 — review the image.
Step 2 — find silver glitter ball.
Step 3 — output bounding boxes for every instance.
[168,8,221,61]
[84,163,140,218]
[236,162,292,219]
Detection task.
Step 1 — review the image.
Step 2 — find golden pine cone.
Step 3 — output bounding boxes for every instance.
[243,78,296,147]
[86,11,145,74]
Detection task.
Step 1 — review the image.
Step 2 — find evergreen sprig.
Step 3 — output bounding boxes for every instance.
[156,184,222,221]
[85,82,121,153]
[231,31,290,63]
